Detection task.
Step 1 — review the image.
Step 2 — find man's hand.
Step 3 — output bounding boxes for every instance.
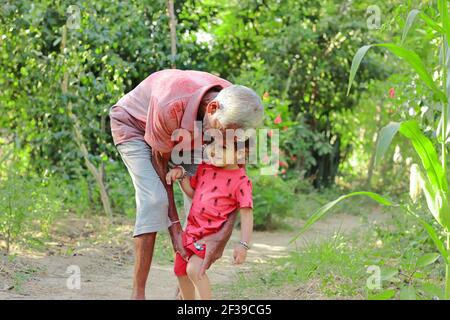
[168,221,189,261]
[198,211,237,278]
[233,245,247,265]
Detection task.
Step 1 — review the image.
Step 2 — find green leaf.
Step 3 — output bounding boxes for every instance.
[347,44,447,102]
[421,282,444,300]
[421,12,446,35]
[368,289,396,300]
[400,286,417,300]
[402,9,446,44]
[347,45,372,96]
[402,9,421,45]
[375,122,401,165]
[375,44,447,102]
[438,0,450,41]
[419,219,449,263]
[398,120,448,192]
[402,206,449,264]
[436,103,450,142]
[416,253,440,268]
[290,192,394,243]
[380,267,398,281]
[410,162,450,230]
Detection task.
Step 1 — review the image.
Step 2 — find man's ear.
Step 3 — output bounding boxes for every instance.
[206,100,219,115]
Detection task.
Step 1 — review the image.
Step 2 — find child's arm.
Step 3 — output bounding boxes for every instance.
[166,167,195,198]
[233,208,253,265]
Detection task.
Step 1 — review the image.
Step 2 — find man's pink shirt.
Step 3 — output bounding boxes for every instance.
[110,69,231,153]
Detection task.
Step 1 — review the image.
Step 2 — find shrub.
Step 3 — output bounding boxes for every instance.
[250,173,295,230]
[0,166,63,254]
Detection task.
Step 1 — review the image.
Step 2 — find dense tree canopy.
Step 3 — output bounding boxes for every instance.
[0,0,406,217]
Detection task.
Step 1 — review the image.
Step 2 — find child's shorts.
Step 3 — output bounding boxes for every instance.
[174,240,206,276]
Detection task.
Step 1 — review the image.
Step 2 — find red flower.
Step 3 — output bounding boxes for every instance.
[389,88,395,98]
[267,129,273,137]
[274,114,282,124]
[281,169,286,175]
[279,160,288,168]
[291,155,297,161]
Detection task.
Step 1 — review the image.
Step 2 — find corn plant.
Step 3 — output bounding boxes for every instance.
[292,1,450,299]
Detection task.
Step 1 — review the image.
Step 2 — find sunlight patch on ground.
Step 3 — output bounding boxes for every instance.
[252,243,286,252]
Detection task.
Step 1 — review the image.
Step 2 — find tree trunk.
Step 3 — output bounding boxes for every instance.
[167,0,177,68]
[60,25,113,217]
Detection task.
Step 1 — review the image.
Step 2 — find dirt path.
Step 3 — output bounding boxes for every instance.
[0,211,386,300]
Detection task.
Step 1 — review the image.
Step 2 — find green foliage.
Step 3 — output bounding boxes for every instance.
[0,0,397,226]
[191,0,391,187]
[291,191,394,243]
[348,43,446,102]
[297,0,450,299]
[280,116,333,181]
[0,0,176,216]
[225,217,445,299]
[0,162,63,253]
[250,173,295,230]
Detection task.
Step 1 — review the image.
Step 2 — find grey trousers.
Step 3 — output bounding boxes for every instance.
[116,139,197,236]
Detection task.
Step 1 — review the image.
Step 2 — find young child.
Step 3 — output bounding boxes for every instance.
[166,141,253,300]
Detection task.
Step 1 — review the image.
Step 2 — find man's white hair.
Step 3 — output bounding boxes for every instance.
[212,85,264,129]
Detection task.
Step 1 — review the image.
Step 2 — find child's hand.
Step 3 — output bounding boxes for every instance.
[166,167,183,185]
[233,245,247,265]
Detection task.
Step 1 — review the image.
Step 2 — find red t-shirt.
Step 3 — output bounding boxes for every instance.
[184,163,253,245]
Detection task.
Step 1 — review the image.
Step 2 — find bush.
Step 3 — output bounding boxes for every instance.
[0,165,63,254]
[250,173,295,230]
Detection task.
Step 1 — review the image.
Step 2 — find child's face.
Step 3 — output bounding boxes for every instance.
[205,141,246,167]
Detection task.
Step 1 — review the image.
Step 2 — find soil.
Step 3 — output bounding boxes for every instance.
[0,210,387,300]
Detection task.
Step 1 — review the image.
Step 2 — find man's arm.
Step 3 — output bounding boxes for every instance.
[151,149,188,260]
[198,211,237,278]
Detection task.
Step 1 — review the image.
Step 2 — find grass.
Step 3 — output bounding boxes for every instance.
[220,212,445,300]
[291,186,384,221]
[0,254,40,294]
[13,268,37,293]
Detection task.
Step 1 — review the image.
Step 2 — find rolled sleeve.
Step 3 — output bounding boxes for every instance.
[145,98,184,153]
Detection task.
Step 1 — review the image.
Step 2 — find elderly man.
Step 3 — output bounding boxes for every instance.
[109,69,264,300]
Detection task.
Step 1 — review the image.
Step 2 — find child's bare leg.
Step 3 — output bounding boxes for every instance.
[186,255,212,300]
[177,275,196,300]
